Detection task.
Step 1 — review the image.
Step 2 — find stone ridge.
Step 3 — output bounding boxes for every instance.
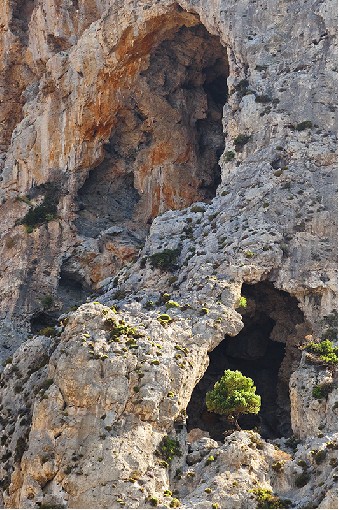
[0,0,337,508]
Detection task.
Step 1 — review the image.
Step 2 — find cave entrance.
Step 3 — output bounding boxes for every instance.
[69,18,229,296]
[187,282,307,441]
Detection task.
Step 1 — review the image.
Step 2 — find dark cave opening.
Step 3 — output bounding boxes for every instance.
[75,22,229,234]
[66,20,229,299]
[187,282,306,441]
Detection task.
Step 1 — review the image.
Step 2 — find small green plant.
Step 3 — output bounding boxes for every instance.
[206,369,261,430]
[234,134,251,150]
[295,121,313,131]
[295,472,310,488]
[303,339,338,365]
[201,307,209,315]
[157,313,173,326]
[224,150,235,162]
[40,295,54,310]
[212,504,220,509]
[250,488,291,509]
[164,490,172,497]
[165,300,180,309]
[148,497,158,507]
[244,250,255,258]
[148,248,180,270]
[19,184,59,231]
[37,326,56,337]
[271,461,284,473]
[205,488,212,494]
[170,499,181,508]
[237,296,247,308]
[157,436,181,464]
[312,382,333,399]
[205,455,215,466]
[314,450,327,464]
[190,205,206,213]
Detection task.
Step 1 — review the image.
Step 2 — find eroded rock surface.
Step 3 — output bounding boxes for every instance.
[0,0,337,508]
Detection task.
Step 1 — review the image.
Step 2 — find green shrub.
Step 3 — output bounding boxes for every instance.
[165,300,180,309]
[157,313,173,326]
[206,369,261,429]
[19,184,59,231]
[314,450,327,465]
[148,497,158,507]
[295,472,310,488]
[244,250,255,258]
[234,134,251,149]
[271,461,284,473]
[312,382,333,399]
[295,121,313,131]
[250,488,291,509]
[157,436,181,464]
[238,296,247,308]
[170,499,181,508]
[303,339,338,365]
[37,326,56,338]
[190,205,206,213]
[40,295,54,310]
[224,150,235,162]
[148,248,180,270]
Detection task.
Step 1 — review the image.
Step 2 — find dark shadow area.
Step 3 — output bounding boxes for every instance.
[187,282,305,441]
[30,312,57,334]
[57,267,92,314]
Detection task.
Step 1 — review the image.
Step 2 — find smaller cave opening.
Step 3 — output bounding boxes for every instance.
[57,267,92,314]
[30,312,57,334]
[187,282,306,441]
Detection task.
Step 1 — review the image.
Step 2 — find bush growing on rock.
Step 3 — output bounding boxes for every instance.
[148,248,181,270]
[206,369,261,430]
[157,436,181,464]
[312,382,333,399]
[303,339,338,365]
[250,488,292,509]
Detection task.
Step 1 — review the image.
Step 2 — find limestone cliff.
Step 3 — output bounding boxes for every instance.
[0,0,337,509]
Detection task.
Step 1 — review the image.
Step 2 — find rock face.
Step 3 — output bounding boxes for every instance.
[0,0,337,509]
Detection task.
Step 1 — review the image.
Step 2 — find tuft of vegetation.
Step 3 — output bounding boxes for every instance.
[295,472,310,488]
[271,461,285,473]
[170,499,181,508]
[190,205,206,213]
[224,150,235,162]
[312,382,333,399]
[234,134,251,150]
[104,317,144,344]
[37,326,56,338]
[165,300,180,309]
[148,497,159,507]
[148,248,181,271]
[314,449,327,465]
[244,249,255,258]
[295,121,313,131]
[303,339,338,365]
[40,295,54,310]
[237,296,247,308]
[157,314,173,326]
[19,184,59,232]
[157,436,181,464]
[206,369,261,430]
[250,488,292,509]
